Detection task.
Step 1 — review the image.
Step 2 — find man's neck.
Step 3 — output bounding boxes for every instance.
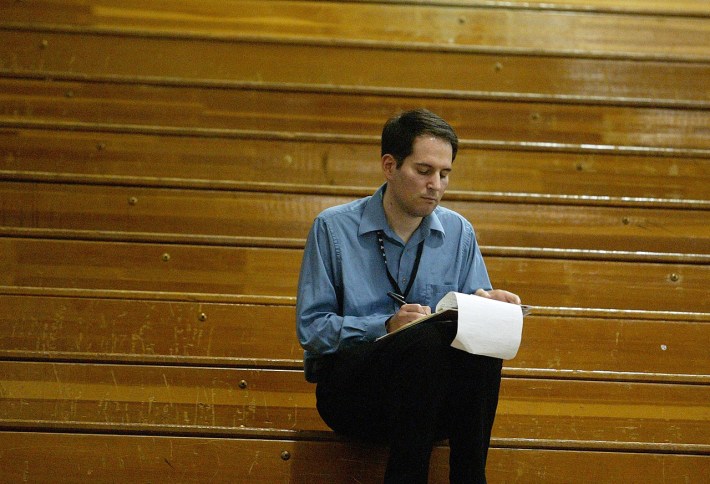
[382,191,422,244]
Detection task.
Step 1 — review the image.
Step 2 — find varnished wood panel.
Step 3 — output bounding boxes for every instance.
[0,431,399,484]
[1,294,708,380]
[475,0,710,15]
[1,362,708,448]
[514,312,710,381]
[2,182,708,255]
[0,363,326,432]
[2,77,709,150]
[0,238,303,298]
[0,0,707,480]
[494,377,710,446]
[490,255,709,312]
[2,0,709,58]
[0,294,303,366]
[2,432,706,484]
[489,447,710,484]
[2,128,708,202]
[3,30,709,106]
[422,0,710,16]
[1,238,708,312]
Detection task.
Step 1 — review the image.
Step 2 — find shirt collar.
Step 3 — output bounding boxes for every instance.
[358,184,445,242]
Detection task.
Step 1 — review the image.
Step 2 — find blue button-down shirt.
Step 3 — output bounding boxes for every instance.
[296,184,492,382]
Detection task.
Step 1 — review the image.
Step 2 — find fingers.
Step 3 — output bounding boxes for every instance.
[389,304,432,332]
[509,293,522,305]
[399,303,431,319]
[489,289,522,305]
[476,288,522,305]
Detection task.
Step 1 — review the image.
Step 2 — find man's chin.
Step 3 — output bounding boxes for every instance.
[414,203,438,217]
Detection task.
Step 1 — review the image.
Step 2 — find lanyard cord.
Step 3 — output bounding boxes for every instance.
[377,231,424,301]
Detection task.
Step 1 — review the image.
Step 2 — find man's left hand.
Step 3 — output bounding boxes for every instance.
[474,288,521,305]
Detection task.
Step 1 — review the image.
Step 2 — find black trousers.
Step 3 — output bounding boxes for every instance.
[315,320,503,484]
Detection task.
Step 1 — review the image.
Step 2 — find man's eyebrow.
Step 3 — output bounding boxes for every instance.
[414,162,452,171]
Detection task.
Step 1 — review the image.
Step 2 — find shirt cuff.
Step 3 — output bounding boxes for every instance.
[366,315,389,340]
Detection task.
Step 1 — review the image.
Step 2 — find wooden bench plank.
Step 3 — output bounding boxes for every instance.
[490,446,710,484]
[490,255,709,312]
[1,294,708,381]
[2,182,708,255]
[0,363,327,433]
[474,0,710,16]
[3,0,709,59]
[1,361,708,450]
[3,30,709,106]
[2,78,709,150]
[513,312,710,381]
[0,294,304,366]
[2,129,708,203]
[0,431,397,484]
[2,431,707,484]
[424,0,710,16]
[1,238,708,312]
[494,377,710,447]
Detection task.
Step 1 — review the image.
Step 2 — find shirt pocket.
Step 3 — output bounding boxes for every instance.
[426,283,458,308]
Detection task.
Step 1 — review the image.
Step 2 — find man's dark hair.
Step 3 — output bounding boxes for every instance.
[381,108,458,166]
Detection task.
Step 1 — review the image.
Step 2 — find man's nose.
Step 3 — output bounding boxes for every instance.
[427,175,442,191]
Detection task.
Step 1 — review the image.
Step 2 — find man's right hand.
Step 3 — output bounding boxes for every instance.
[386,303,432,332]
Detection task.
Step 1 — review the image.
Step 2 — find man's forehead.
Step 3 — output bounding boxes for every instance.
[408,138,453,166]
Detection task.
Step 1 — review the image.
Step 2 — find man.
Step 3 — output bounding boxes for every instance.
[296,109,521,483]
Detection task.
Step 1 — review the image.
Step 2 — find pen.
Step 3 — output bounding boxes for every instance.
[387,291,407,306]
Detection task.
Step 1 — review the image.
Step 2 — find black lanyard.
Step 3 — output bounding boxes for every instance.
[377,231,424,301]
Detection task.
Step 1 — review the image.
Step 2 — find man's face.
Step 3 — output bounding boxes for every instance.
[383,135,453,219]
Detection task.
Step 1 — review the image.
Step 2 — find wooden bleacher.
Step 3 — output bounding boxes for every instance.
[0,1,708,482]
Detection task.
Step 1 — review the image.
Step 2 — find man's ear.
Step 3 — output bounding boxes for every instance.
[382,154,397,180]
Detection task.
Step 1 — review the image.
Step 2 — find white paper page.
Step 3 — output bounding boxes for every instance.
[449,293,523,360]
[436,291,459,312]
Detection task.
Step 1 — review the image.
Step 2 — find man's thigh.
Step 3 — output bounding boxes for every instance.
[315,320,457,440]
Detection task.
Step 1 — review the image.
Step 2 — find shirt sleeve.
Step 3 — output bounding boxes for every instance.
[296,217,386,358]
[458,220,493,294]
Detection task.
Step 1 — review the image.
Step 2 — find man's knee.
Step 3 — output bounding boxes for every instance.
[393,319,456,357]
[383,323,459,390]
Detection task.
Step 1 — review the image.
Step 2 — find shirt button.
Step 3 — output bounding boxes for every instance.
[401,277,407,284]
